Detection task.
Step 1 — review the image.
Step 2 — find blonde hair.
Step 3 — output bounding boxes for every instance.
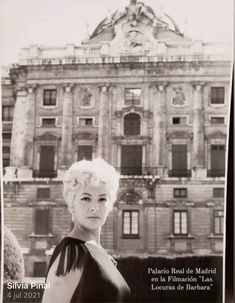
[63,158,120,215]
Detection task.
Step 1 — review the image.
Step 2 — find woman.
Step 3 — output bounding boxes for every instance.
[42,158,130,303]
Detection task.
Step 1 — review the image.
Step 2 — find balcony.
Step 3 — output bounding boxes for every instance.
[33,170,57,178]
[168,169,192,178]
[116,167,158,176]
[207,169,225,177]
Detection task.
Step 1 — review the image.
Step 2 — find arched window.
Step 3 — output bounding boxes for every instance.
[124,113,141,135]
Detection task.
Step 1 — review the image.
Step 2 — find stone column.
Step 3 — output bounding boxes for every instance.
[24,86,36,167]
[10,88,28,167]
[60,84,74,167]
[97,85,110,161]
[192,82,205,167]
[152,82,168,169]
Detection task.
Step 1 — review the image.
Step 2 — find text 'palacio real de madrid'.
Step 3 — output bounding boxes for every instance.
[2,0,232,277]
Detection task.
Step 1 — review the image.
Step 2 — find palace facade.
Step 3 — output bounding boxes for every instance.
[2,0,231,277]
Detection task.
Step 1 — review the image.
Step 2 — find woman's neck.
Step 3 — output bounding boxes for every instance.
[68,225,101,245]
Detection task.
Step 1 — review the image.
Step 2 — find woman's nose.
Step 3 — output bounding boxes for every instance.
[90,201,99,211]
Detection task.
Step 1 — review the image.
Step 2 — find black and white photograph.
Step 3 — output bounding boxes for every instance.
[0,0,233,302]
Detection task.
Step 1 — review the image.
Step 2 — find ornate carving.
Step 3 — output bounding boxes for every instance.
[114,111,123,119]
[206,131,226,140]
[26,84,37,94]
[80,87,93,106]
[126,30,145,49]
[125,0,158,27]
[74,132,98,141]
[172,86,186,106]
[155,82,168,92]
[114,107,152,118]
[120,178,145,188]
[143,110,153,119]
[112,135,151,144]
[119,191,142,204]
[63,84,74,93]
[98,84,111,92]
[16,86,28,96]
[192,82,205,91]
[112,136,124,144]
[166,131,193,140]
[126,0,143,26]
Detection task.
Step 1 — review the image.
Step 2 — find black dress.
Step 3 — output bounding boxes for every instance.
[45,237,131,303]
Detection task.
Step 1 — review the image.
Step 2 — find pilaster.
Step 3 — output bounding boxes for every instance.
[192,82,205,167]
[151,82,168,168]
[60,84,74,167]
[97,84,110,161]
[11,87,28,167]
[25,85,37,167]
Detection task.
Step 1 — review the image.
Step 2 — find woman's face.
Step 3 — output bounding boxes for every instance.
[73,183,112,231]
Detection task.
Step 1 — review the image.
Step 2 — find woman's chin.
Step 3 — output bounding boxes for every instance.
[83,219,103,230]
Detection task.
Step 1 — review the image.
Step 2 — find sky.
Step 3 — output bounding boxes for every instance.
[0,0,233,65]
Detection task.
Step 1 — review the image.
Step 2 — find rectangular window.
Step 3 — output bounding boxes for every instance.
[79,118,93,126]
[3,146,10,168]
[2,133,12,140]
[213,188,224,198]
[43,89,57,106]
[42,118,56,127]
[121,145,142,175]
[211,117,225,124]
[174,210,188,235]
[3,158,10,168]
[171,145,188,177]
[209,145,225,177]
[214,210,224,235]
[174,188,187,198]
[2,106,14,121]
[125,88,141,106]
[33,261,47,277]
[122,210,139,238]
[38,146,55,178]
[37,188,51,199]
[35,209,51,235]
[78,146,93,161]
[211,87,224,104]
[172,117,187,125]
[3,146,10,154]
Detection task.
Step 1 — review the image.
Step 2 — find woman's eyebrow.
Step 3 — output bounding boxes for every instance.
[99,194,107,197]
[81,193,92,196]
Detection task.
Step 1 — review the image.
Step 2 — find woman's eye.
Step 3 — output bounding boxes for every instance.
[81,197,90,202]
[99,197,107,203]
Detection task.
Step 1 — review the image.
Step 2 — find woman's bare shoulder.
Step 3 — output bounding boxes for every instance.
[48,237,88,277]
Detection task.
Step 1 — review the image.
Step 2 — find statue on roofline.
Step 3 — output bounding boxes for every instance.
[126,0,159,27]
[126,0,144,26]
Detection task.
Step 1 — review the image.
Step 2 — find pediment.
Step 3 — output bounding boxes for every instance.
[206,131,227,139]
[35,132,59,141]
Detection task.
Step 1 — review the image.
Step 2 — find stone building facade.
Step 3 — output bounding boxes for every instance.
[2,1,231,277]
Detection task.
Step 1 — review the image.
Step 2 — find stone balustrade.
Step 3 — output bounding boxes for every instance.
[16,42,231,66]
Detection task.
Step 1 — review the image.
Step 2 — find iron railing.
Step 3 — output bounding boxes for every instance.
[33,170,57,178]
[207,169,225,177]
[168,169,192,177]
[115,167,158,176]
